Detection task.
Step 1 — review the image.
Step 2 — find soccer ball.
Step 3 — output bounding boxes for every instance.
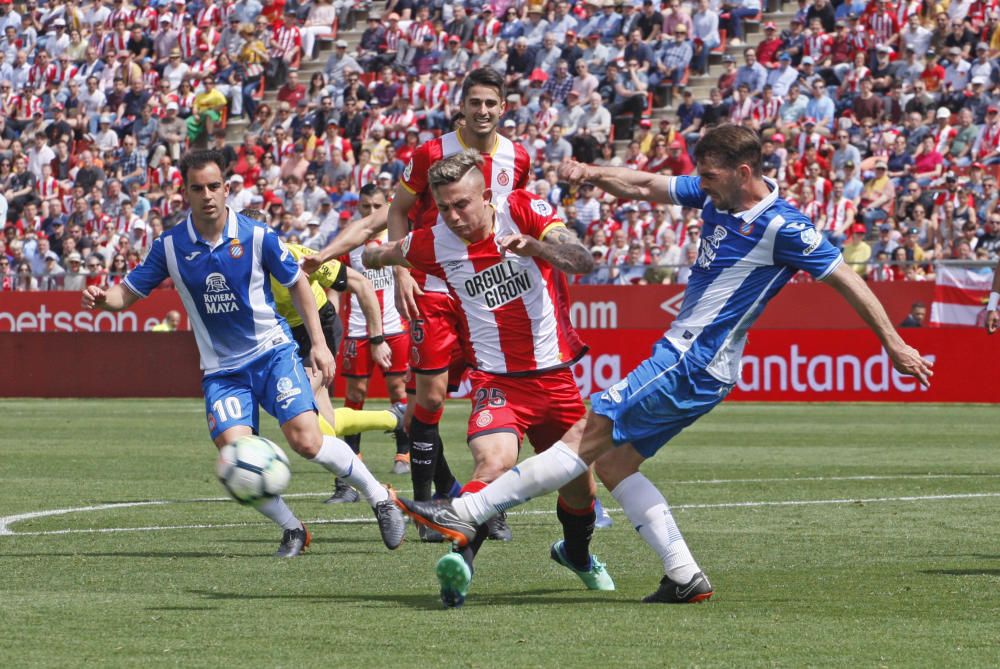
[216,436,292,504]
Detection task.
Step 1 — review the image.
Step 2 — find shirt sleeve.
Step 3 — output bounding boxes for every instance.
[506,189,565,239]
[772,216,844,280]
[665,175,708,209]
[401,229,444,278]
[261,228,302,287]
[314,259,348,291]
[399,142,431,196]
[122,236,169,298]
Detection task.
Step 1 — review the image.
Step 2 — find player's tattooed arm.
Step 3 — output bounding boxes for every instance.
[499,226,595,275]
[361,241,411,270]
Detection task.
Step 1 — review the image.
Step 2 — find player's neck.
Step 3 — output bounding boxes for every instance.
[458,126,495,153]
[192,208,228,244]
[735,178,774,213]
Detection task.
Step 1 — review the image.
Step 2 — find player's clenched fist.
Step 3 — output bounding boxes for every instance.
[498,233,543,258]
[557,159,590,185]
[81,286,107,309]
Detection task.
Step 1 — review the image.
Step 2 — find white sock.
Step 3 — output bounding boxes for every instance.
[454,440,588,525]
[252,495,302,531]
[611,472,700,584]
[310,436,389,506]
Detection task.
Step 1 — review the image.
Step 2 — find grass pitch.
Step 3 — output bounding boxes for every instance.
[1,399,1000,668]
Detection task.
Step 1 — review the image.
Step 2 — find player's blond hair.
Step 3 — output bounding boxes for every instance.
[428,149,485,190]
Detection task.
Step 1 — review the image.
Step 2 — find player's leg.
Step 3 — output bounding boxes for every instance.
[409,368,450,499]
[325,372,369,505]
[385,370,411,474]
[261,345,406,549]
[206,372,309,558]
[595,444,712,604]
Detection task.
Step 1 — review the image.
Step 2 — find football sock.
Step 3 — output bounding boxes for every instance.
[556,497,596,572]
[432,434,457,496]
[457,481,490,572]
[394,429,410,456]
[454,441,588,525]
[611,472,700,584]
[332,407,397,436]
[252,495,302,531]
[409,404,443,501]
[344,433,361,456]
[310,436,389,506]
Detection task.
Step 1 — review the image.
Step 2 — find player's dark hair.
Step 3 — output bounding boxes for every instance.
[428,149,483,190]
[693,124,762,176]
[239,208,267,223]
[460,67,506,102]
[359,183,381,197]
[179,149,228,184]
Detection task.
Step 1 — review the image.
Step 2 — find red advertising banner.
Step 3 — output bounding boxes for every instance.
[0,291,187,332]
[0,283,937,334]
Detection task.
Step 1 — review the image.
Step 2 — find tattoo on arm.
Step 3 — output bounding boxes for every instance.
[539,227,595,275]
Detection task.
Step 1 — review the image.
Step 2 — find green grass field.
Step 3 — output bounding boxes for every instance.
[2,399,1000,668]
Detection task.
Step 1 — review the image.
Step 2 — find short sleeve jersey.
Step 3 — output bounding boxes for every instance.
[664,175,843,384]
[270,242,348,328]
[399,130,532,292]
[124,208,302,374]
[401,189,587,375]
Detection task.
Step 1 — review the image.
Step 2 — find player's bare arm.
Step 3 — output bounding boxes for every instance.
[301,206,390,274]
[387,186,422,319]
[557,159,673,204]
[345,266,393,369]
[499,226,595,275]
[985,264,999,335]
[822,262,934,385]
[361,241,410,271]
[288,273,336,386]
[81,284,142,311]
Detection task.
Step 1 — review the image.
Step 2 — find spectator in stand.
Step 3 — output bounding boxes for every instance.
[690,0,719,76]
[734,47,767,95]
[652,23,692,106]
[899,301,927,327]
[724,0,762,47]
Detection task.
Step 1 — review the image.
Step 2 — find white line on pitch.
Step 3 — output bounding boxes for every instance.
[3,491,1000,537]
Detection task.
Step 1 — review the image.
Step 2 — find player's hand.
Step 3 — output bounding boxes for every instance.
[81,286,107,309]
[986,310,999,335]
[310,345,336,387]
[300,254,326,275]
[394,268,423,321]
[371,341,392,370]
[557,159,590,185]
[498,233,543,258]
[889,343,934,387]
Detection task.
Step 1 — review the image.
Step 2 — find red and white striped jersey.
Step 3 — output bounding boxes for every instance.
[825,196,856,234]
[178,29,202,60]
[197,3,222,28]
[865,12,898,44]
[796,130,827,156]
[28,62,58,89]
[343,235,406,338]
[38,176,60,201]
[191,58,217,79]
[352,162,376,190]
[134,6,158,29]
[806,177,833,207]
[383,27,403,51]
[473,17,501,43]
[802,199,823,226]
[380,107,416,142]
[114,212,143,236]
[10,94,43,120]
[976,122,1000,159]
[401,81,426,109]
[896,0,921,25]
[150,164,183,191]
[106,7,135,27]
[107,30,129,53]
[426,80,449,109]
[143,68,159,92]
[407,20,434,45]
[398,130,533,293]
[803,31,831,61]
[752,96,781,122]
[402,189,586,375]
[272,24,301,57]
[934,124,957,155]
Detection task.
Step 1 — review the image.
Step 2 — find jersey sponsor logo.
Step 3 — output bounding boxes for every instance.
[475,410,493,428]
[403,158,413,182]
[800,227,822,255]
[229,239,244,259]
[363,267,393,291]
[463,259,533,309]
[275,376,302,404]
[530,199,552,216]
[184,251,202,261]
[203,272,240,313]
[496,168,510,186]
[697,225,728,269]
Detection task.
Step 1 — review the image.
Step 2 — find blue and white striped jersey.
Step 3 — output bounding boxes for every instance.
[124,207,302,375]
[665,175,843,384]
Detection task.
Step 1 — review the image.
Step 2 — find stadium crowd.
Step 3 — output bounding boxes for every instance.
[3,0,1000,291]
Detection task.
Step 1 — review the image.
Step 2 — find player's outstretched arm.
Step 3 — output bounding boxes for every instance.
[288,273,336,386]
[387,187,422,320]
[558,158,673,204]
[822,262,934,386]
[985,264,1000,335]
[81,284,142,312]
[344,266,392,369]
[301,206,390,274]
[499,226,595,275]
[361,241,410,271]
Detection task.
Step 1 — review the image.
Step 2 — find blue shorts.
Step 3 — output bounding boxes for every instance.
[590,339,733,458]
[202,344,317,440]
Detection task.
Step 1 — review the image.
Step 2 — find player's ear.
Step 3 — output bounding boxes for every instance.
[482,187,492,204]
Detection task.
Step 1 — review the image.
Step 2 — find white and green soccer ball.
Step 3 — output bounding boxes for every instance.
[216,436,292,504]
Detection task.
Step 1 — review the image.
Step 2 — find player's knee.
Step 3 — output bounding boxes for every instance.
[284,424,323,459]
[593,452,638,491]
[345,386,367,405]
[416,395,444,413]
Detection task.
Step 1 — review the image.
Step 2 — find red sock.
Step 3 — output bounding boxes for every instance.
[413,403,443,425]
[460,480,488,496]
[344,398,364,410]
[557,496,596,515]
